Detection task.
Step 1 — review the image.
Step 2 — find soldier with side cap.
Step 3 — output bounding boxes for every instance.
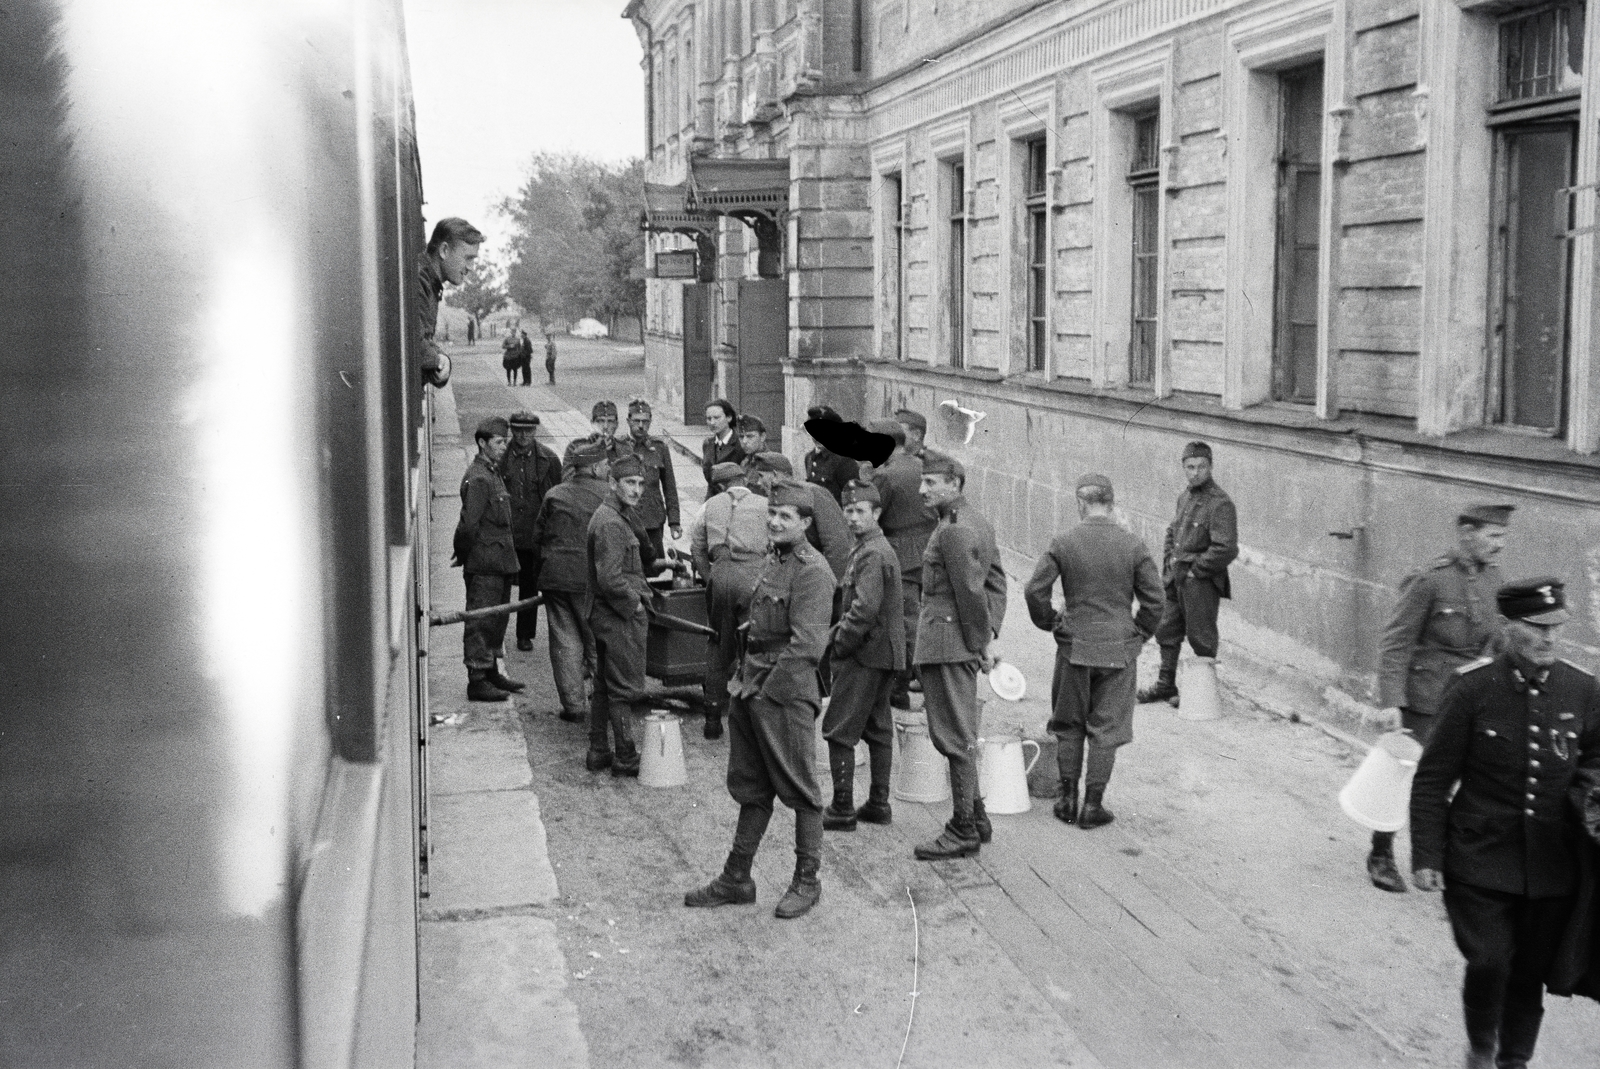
[622,398,681,561]
[1024,474,1164,828]
[502,411,561,651]
[584,453,652,776]
[1410,578,1600,1069]
[452,416,526,702]
[867,418,937,709]
[1367,504,1514,893]
[535,440,609,722]
[690,461,769,740]
[746,453,850,581]
[685,478,837,920]
[912,452,1007,861]
[563,400,625,482]
[822,480,904,831]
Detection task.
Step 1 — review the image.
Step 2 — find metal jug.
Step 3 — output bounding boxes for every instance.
[1339,731,1424,831]
[892,716,950,803]
[977,734,1042,814]
[639,711,687,788]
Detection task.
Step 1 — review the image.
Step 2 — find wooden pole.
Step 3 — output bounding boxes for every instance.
[428,595,543,627]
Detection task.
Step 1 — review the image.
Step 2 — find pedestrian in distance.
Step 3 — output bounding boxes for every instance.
[1410,578,1600,1069]
[1137,440,1239,708]
[466,317,476,346]
[502,411,562,651]
[544,333,558,384]
[622,398,681,562]
[685,478,837,920]
[1368,504,1514,893]
[736,414,768,476]
[562,400,625,482]
[518,326,534,385]
[535,441,609,723]
[701,399,744,489]
[584,453,653,777]
[689,461,769,740]
[1024,474,1164,828]
[803,405,857,505]
[911,452,1007,861]
[501,329,521,386]
[417,216,484,388]
[866,418,937,710]
[822,480,905,832]
[452,416,525,703]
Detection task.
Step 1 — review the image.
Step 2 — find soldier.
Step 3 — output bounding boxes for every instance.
[622,398,681,561]
[1024,474,1164,828]
[534,440,609,723]
[736,414,769,474]
[544,333,558,384]
[803,405,858,504]
[912,452,1007,860]
[584,453,652,776]
[452,416,525,703]
[701,398,743,489]
[746,453,851,581]
[1137,440,1239,707]
[894,407,928,461]
[562,400,624,482]
[416,217,483,388]
[867,418,937,709]
[685,479,837,919]
[821,480,904,831]
[502,411,562,651]
[689,461,769,740]
[1410,578,1600,1069]
[1368,504,1514,892]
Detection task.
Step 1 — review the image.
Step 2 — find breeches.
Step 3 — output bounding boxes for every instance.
[463,573,513,669]
[1444,880,1573,1047]
[821,659,895,752]
[590,610,648,748]
[1048,654,1137,751]
[1153,573,1221,658]
[900,577,921,672]
[919,660,980,809]
[726,693,823,812]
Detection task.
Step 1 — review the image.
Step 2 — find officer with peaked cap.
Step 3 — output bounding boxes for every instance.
[453,416,525,702]
[1411,577,1600,1069]
[503,411,562,650]
[686,478,837,920]
[822,480,904,831]
[583,451,651,776]
[1024,474,1164,828]
[690,460,769,739]
[804,405,857,504]
[563,400,625,481]
[536,438,609,723]
[866,418,938,709]
[1366,504,1516,893]
[622,398,681,561]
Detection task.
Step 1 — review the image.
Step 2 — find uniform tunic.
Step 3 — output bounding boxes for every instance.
[623,433,680,536]
[691,486,769,716]
[1154,477,1238,658]
[535,473,608,717]
[823,526,904,751]
[1378,550,1506,729]
[803,483,853,581]
[805,447,857,504]
[416,253,448,385]
[586,494,652,750]
[726,540,836,812]
[502,439,562,643]
[561,432,626,483]
[454,456,520,670]
[871,452,937,667]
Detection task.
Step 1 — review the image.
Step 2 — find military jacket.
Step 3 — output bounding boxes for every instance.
[1378,550,1506,715]
[501,440,562,549]
[732,540,836,707]
[1161,478,1239,597]
[416,253,447,383]
[805,447,857,504]
[804,483,853,581]
[561,433,625,483]
[832,527,905,671]
[1025,516,1164,669]
[453,456,519,575]
[534,474,608,593]
[586,494,651,626]
[870,453,937,579]
[1411,654,1600,898]
[623,433,680,531]
[914,495,1007,666]
[701,431,744,488]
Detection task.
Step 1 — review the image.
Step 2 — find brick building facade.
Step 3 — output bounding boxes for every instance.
[628,0,1600,709]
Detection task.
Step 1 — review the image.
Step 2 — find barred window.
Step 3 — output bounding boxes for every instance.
[1499,1,1585,104]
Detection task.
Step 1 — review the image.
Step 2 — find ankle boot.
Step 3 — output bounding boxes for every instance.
[610,740,641,777]
[684,851,757,907]
[1367,832,1407,893]
[1053,780,1079,824]
[1137,647,1180,705]
[823,745,857,831]
[467,670,509,702]
[1079,786,1115,829]
[914,813,981,860]
[855,782,892,825]
[703,711,723,740]
[774,856,822,919]
[584,748,613,772]
[487,668,525,693]
[972,796,993,844]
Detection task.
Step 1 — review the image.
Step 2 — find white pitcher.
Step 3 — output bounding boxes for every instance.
[977,734,1042,814]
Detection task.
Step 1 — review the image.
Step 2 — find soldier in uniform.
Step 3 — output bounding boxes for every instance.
[821,480,904,831]
[736,414,769,475]
[746,453,851,580]
[1410,578,1600,1069]
[452,416,525,702]
[1137,440,1239,707]
[416,217,483,388]
[912,452,1007,860]
[867,418,937,709]
[685,479,836,920]
[622,398,681,561]
[1368,504,1515,892]
[689,462,769,740]
[534,440,609,723]
[803,405,857,504]
[894,407,928,461]
[502,411,562,651]
[584,453,652,776]
[1024,474,1164,828]
[562,400,624,482]
[701,399,743,490]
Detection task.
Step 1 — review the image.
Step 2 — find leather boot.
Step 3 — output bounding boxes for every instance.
[703,711,723,740]
[1137,646,1180,705]
[487,668,525,693]
[823,745,857,831]
[1053,780,1079,824]
[1367,831,1407,893]
[684,851,757,908]
[1463,996,1500,1069]
[972,796,993,844]
[1494,993,1543,1069]
[856,781,892,825]
[914,813,981,860]
[467,670,509,703]
[610,740,641,778]
[1079,786,1115,829]
[584,748,613,772]
[774,856,822,919]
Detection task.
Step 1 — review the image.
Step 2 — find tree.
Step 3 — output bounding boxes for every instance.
[500,153,646,332]
[444,255,509,328]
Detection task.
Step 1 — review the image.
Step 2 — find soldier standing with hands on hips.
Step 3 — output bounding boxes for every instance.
[1409,578,1600,1069]
[685,479,837,920]
[452,417,525,702]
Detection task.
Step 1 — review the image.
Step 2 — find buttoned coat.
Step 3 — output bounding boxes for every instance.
[804,483,852,581]
[732,541,836,707]
[701,431,745,487]
[870,453,937,579]
[1378,550,1506,715]
[1161,479,1239,597]
[534,474,608,593]
[914,496,1007,666]
[805,447,857,504]
[561,433,625,482]
[501,439,562,550]
[1025,516,1164,668]
[1410,655,1600,898]
[586,494,652,634]
[624,433,680,531]
[453,455,519,575]
[832,527,905,671]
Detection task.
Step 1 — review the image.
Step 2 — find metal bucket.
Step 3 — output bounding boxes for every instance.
[1339,731,1424,832]
[892,717,950,803]
[977,735,1042,815]
[1177,656,1222,721]
[639,711,687,788]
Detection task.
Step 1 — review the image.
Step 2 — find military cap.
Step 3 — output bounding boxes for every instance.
[750,451,794,475]
[569,438,608,466]
[475,416,510,439]
[627,398,652,416]
[894,408,928,433]
[1497,577,1570,625]
[865,418,906,445]
[1459,503,1516,528]
[840,480,881,507]
[1181,440,1213,461]
[920,450,965,481]
[807,404,843,423]
[508,410,540,428]
[591,400,618,420]
[709,461,745,487]
[768,478,814,513]
[737,414,766,434]
[610,453,645,479]
[1076,473,1114,492]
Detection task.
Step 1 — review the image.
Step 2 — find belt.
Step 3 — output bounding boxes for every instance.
[746,638,785,654]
